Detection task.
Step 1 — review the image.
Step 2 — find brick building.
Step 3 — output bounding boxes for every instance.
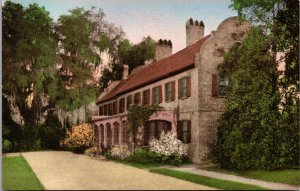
[91,17,250,163]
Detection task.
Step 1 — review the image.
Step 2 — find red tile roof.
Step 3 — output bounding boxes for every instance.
[97,36,210,104]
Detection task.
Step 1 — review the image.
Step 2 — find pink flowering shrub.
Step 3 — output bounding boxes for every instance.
[60,123,93,153]
[149,131,188,165]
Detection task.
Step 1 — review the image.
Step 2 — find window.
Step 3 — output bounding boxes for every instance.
[177,120,191,143]
[112,101,118,115]
[100,125,104,145]
[113,123,120,145]
[119,98,125,113]
[178,77,191,99]
[212,74,229,97]
[144,120,172,145]
[165,82,175,102]
[104,104,108,116]
[99,106,104,116]
[134,92,141,105]
[152,86,162,104]
[108,103,112,116]
[126,95,132,110]
[143,89,150,105]
[121,121,128,144]
[219,75,229,96]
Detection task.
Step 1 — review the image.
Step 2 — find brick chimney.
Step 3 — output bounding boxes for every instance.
[155,39,172,61]
[186,18,204,47]
[122,65,129,80]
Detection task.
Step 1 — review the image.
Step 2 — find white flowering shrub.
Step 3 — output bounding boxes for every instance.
[110,146,131,160]
[149,131,188,156]
[149,131,188,165]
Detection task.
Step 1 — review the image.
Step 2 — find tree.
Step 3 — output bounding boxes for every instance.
[55,7,125,111]
[217,28,298,170]
[119,36,156,73]
[98,36,156,94]
[3,1,58,125]
[230,0,299,105]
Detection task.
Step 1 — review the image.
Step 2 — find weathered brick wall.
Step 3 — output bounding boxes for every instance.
[195,16,251,163]
[186,20,204,47]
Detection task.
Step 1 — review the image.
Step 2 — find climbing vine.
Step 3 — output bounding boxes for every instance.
[127,105,162,151]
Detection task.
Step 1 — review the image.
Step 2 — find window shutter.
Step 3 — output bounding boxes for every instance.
[187,120,191,143]
[212,74,218,97]
[151,88,155,105]
[177,121,182,141]
[186,77,191,97]
[171,81,175,101]
[178,79,181,99]
[159,86,162,103]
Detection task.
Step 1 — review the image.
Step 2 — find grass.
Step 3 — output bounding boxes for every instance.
[204,166,300,186]
[150,168,268,190]
[3,156,44,190]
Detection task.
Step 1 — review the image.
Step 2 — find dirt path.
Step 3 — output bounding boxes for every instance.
[167,166,299,190]
[22,151,215,190]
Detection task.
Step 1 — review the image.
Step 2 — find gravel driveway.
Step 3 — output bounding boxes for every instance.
[22,151,215,190]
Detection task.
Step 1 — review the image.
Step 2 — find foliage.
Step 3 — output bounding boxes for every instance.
[110,146,131,160]
[150,131,188,157]
[127,105,162,151]
[3,139,12,153]
[98,36,156,93]
[3,156,44,190]
[216,28,299,170]
[125,148,157,164]
[2,1,58,124]
[38,111,66,150]
[60,123,93,153]
[55,7,124,111]
[150,168,267,190]
[84,146,101,156]
[118,36,156,73]
[149,131,188,166]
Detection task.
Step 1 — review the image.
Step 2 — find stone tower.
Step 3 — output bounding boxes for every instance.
[186,18,204,47]
[155,39,172,61]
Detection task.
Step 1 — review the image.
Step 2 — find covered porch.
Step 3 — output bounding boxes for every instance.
[91,110,177,149]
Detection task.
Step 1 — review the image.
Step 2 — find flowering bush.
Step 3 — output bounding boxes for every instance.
[85,146,101,156]
[60,123,93,153]
[110,146,131,160]
[150,131,188,156]
[149,131,188,165]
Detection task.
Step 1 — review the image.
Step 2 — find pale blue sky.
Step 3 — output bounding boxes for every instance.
[8,0,236,52]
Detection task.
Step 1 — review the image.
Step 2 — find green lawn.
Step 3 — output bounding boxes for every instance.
[204,167,300,186]
[150,168,268,190]
[3,156,44,190]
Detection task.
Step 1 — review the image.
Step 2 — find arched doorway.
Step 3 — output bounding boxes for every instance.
[121,120,128,145]
[113,122,120,145]
[100,124,104,147]
[106,123,112,148]
[144,120,172,145]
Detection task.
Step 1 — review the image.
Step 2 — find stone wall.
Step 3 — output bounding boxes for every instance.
[195,16,251,163]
